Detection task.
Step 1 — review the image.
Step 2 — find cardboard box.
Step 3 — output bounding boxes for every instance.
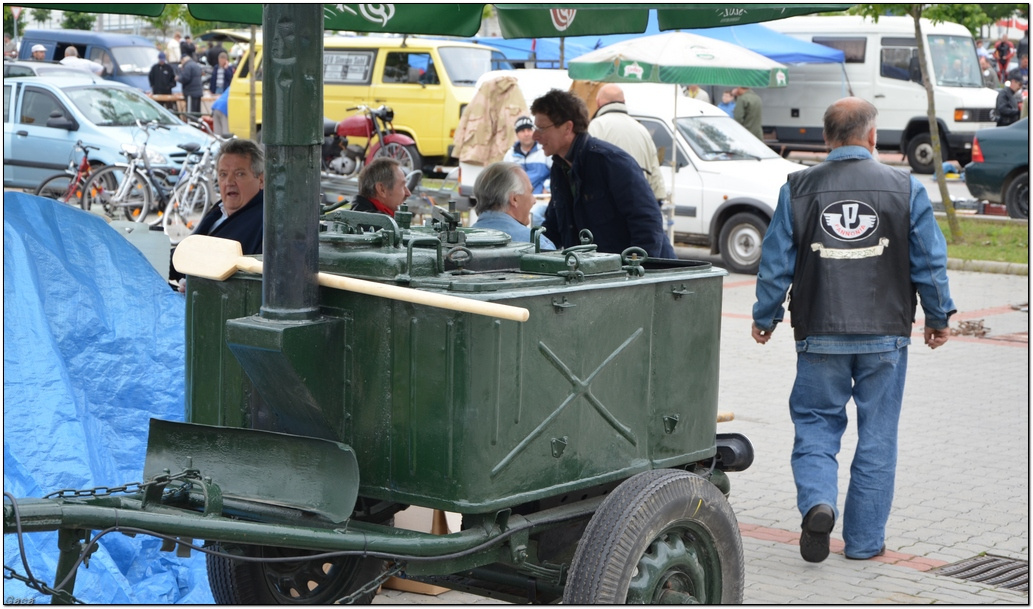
[382,507,455,596]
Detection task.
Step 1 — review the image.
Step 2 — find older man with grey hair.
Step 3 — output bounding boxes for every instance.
[752,97,954,565]
[472,162,556,250]
[351,157,410,217]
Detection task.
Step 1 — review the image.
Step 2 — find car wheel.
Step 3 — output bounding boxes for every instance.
[718,212,767,275]
[905,132,947,175]
[1004,171,1029,220]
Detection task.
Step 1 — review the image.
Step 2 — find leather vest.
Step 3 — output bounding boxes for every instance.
[787,158,917,340]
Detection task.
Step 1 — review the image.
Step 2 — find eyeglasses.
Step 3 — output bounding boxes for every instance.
[533,122,557,133]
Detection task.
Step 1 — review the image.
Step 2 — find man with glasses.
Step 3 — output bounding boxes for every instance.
[529,89,674,259]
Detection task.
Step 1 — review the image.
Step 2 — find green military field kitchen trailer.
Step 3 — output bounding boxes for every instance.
[3,4,902,604]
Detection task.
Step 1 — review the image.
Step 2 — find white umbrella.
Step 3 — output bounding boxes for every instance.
[568,31,788,88]
[569,32,788,240]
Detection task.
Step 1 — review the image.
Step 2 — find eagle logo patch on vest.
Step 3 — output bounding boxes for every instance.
[820,200,879,241]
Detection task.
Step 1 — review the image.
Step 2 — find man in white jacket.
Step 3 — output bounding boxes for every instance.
[588,84,667,204]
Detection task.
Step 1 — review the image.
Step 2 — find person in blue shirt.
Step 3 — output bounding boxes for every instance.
[717,89,737,117]
[472,162,556,250]
[751,97,955,565]
[502,116,551,194]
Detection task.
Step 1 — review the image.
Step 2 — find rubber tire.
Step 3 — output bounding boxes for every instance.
[83,165,153,221]
[563,469,744,604]
[905,132,948,175]
[205,543,386,604]
[1004,171,1029,220]
[718,212,767,275]
[35,173,80,207]
[375,142,422,177]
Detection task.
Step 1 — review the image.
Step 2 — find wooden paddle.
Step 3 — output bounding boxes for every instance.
[173,235,530,323]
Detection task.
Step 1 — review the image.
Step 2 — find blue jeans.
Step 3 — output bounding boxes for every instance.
[789,347,908,558]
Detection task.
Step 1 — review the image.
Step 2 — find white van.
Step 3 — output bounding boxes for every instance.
[459,70,805,273]
[758,15,998,174]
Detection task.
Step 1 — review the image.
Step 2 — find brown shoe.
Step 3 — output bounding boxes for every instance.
[800,504,835,563]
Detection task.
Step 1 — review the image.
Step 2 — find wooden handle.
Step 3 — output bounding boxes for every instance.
[235,257,529,323]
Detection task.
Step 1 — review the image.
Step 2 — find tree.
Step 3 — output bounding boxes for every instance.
[143,4,190,42]
[850,4,965,244]
[30,8,52,28]
[61,11,96,31]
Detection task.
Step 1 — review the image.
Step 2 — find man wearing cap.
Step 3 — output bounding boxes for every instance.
[502,116,551,195]
[149,52,177,108]
[30,44,48,61]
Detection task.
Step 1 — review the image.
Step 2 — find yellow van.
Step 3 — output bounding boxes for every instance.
[227,35,501,165]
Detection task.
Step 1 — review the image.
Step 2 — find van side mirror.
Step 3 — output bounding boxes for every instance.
[908,56,923,84]
[45,110,77,131]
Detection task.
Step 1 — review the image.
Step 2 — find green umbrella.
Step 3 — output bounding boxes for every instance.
[19,4,852,37]
[568,31,789,88]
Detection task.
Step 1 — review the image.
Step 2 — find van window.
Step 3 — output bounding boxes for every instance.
[812,37,866,63]
[881,47,915,81]
[383,52,436,84]
[438,47,495,85]
[928,35,982,88]
[324,50,374,84]
[4,85,11,122]
[19,88,63,125]
[109,46,158,76]
[89,48,115,76]
[637,117,689,170]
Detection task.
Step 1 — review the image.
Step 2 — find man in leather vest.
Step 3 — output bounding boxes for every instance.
[751,97,955,564]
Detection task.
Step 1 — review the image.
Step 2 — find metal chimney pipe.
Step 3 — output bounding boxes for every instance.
[260,4,323,321]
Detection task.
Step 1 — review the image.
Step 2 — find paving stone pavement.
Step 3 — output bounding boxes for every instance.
[378,267,1029,605]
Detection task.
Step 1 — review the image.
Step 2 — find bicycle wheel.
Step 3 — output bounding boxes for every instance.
[35,173,81,207]
[83,165,153,222]
[174,175,215,217]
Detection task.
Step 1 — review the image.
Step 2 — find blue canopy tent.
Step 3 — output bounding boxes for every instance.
[685,22,844,64]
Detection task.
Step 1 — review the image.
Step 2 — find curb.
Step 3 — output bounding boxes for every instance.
[947,257,1029,276]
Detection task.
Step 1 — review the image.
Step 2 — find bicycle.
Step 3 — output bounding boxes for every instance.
[161,139,219,243]
[81,119,175,223]
[34,140,101,208]
[159,114,234,243]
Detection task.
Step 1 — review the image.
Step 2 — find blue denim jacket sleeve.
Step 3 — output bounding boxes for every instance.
[752,182,796,332]
[908,177,956,328]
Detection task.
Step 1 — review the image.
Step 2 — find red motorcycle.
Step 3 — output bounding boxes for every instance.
[322,104,421,178]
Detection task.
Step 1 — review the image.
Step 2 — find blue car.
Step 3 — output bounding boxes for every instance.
[3,75,213,190]
[965,117,1029,219]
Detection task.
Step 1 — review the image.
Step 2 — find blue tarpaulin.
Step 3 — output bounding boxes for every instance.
[3,192,213,603]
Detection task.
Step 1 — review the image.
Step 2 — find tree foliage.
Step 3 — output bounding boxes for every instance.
[61,11,96,31]
[30,8,53,27]
[849,3,1028,37]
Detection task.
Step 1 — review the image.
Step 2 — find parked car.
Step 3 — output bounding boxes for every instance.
[4,76,214,191]
[459,70,805,273]
[964,118,1029,219]
[3,59,90,79]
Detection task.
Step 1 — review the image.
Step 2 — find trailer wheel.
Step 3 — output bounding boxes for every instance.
[206,543,385,604]
[718,212,767,274]
[563,469,744,604]
[905,132,947,175]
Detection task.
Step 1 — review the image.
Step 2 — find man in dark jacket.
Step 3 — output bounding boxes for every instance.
[178,54,204,114]
[148,52,177,102]
[180,34,196,60]
[529,89,674,259]
[996,77,1022,126]
[208,52,234,95]
[172,139,264,290]
[350,157,411,217]
[205,41,227,67]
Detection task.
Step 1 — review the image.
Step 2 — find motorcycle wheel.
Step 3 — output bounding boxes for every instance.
[375,142,422,176]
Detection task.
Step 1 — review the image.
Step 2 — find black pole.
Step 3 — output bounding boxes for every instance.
[260,4,323,321]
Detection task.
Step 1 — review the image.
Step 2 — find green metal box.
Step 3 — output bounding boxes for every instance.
[186,224,725,515]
